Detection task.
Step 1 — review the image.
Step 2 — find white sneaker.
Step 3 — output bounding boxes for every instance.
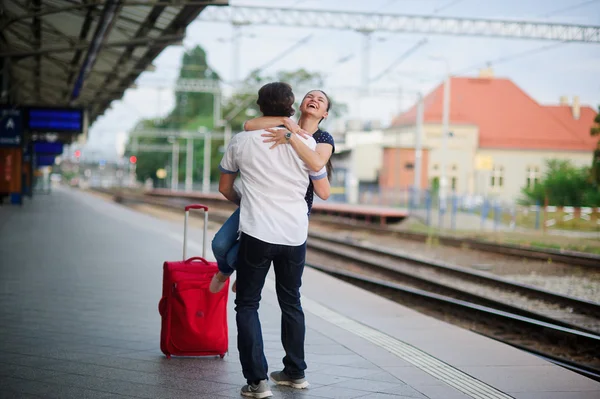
[241,380,272,398]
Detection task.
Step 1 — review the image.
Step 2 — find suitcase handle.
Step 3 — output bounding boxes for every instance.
[184,257,211,265]
[183,204,209,260]
[185,204,208,212]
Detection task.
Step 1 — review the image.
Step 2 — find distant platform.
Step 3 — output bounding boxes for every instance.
[148,189,408,225]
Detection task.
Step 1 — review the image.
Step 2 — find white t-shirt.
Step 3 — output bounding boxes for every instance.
[219,130,327,246]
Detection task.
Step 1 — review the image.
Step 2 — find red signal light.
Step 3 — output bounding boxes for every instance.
[129,155,137,164]
[74,150,81,158]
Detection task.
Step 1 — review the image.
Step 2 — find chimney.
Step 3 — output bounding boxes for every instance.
[479,67,494,78]
[559,96,569,105]
[572,96,580,120]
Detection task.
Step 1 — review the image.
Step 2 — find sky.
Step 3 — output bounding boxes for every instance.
[81,0,600,161]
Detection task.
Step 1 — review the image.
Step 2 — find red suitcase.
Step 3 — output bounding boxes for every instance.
[158,204,229,359]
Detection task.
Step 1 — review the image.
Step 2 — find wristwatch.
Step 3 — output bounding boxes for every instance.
[284,132,292,141]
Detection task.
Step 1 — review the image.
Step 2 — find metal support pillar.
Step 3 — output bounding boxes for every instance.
[213,91,222,129]
[224,123,232,148]
[202,132,211,193]
[171,141,179,191]
[185,138,193,192]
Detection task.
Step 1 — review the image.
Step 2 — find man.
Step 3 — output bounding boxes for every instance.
[218,82,326,398]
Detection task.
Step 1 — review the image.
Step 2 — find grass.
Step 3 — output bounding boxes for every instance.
[402,218,600,255]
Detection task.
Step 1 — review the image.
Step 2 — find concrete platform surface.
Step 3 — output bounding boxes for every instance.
[0,187,598,399]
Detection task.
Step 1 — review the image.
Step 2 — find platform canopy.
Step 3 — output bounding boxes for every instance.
[0,0,228,129]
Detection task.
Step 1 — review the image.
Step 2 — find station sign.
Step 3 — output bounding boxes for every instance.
[0,107,23,147]
[25,107,83,133]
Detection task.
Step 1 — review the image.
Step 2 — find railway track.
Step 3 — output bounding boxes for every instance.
[307,262,600,382]
[306,231,600,335]
[309,218,600,269]
[98,189,600,379]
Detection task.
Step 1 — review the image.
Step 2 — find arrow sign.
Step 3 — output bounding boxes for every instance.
[0,108,23,147]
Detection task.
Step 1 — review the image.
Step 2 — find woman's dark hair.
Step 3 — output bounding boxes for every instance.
[325,160,334,181]
[256,82,295,117]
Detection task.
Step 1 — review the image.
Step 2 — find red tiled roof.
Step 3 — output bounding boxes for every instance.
[390,77,598,151]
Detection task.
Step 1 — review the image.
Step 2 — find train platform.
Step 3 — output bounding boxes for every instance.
[1,188,598,399]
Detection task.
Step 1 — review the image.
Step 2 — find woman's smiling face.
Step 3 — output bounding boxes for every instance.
[300,90,329,120]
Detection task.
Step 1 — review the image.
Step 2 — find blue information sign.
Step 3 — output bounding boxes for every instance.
[36,155,57,167]
[34,142,64,155]
[0,107,23,146]
[26,107,83,133]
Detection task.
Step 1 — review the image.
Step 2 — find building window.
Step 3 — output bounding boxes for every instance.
[491,165,504,188]
[451,177,457,190]
[433,164,439,170]
[526,166,540,188]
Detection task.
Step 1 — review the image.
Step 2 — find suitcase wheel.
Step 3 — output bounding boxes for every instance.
[219,353,225,359]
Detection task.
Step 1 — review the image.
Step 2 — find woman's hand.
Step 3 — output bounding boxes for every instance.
[261,128,287,149]
[262,128,311,149]
[282,118,300,134]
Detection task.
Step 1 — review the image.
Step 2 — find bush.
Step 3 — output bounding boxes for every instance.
[520,159,600,207]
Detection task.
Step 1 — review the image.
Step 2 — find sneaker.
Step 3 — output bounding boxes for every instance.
[270,370,309,389]
[232,279,237,293]
[209,272,228,294]
[240,380,272,398]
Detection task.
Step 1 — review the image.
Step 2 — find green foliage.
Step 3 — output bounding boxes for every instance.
[520,159,600,207]
[126,45,349,186]
[222,68,348,132]
[591,106,600,137]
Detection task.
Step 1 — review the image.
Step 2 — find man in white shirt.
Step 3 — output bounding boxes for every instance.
[219,82,324,398]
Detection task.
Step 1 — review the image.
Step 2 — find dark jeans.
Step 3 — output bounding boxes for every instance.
[235,233,307,384]
[211,208,240,275]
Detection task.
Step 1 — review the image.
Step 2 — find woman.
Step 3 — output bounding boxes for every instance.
[209,89,336,294]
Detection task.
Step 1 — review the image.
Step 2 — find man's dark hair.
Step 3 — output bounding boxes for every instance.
[256,82,295,117]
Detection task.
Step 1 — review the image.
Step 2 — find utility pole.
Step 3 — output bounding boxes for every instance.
[440,69,451,211]
[414,93,424,197]
[358,29,373,93]
[429,56,451,211]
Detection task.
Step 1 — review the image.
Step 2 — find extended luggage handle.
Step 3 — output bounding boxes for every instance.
[183,204,209,260]
[184,257,210,265]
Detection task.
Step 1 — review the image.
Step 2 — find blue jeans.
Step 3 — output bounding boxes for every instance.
[211,208,240,275]
[235,233,307,384]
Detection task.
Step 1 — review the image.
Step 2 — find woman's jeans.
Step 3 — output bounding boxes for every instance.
[211,208,240,275]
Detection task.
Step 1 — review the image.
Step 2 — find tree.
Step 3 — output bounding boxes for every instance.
[520,159,600,207]
[590,105,600,185]
[127,47,349,185]
[221,68,348,132]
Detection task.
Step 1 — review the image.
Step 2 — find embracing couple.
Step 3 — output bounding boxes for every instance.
[211,82,335,398]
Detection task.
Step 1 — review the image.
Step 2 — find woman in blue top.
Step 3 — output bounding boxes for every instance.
[210,90,336,293]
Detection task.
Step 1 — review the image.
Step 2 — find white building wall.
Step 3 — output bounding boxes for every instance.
[475,149,593,202]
